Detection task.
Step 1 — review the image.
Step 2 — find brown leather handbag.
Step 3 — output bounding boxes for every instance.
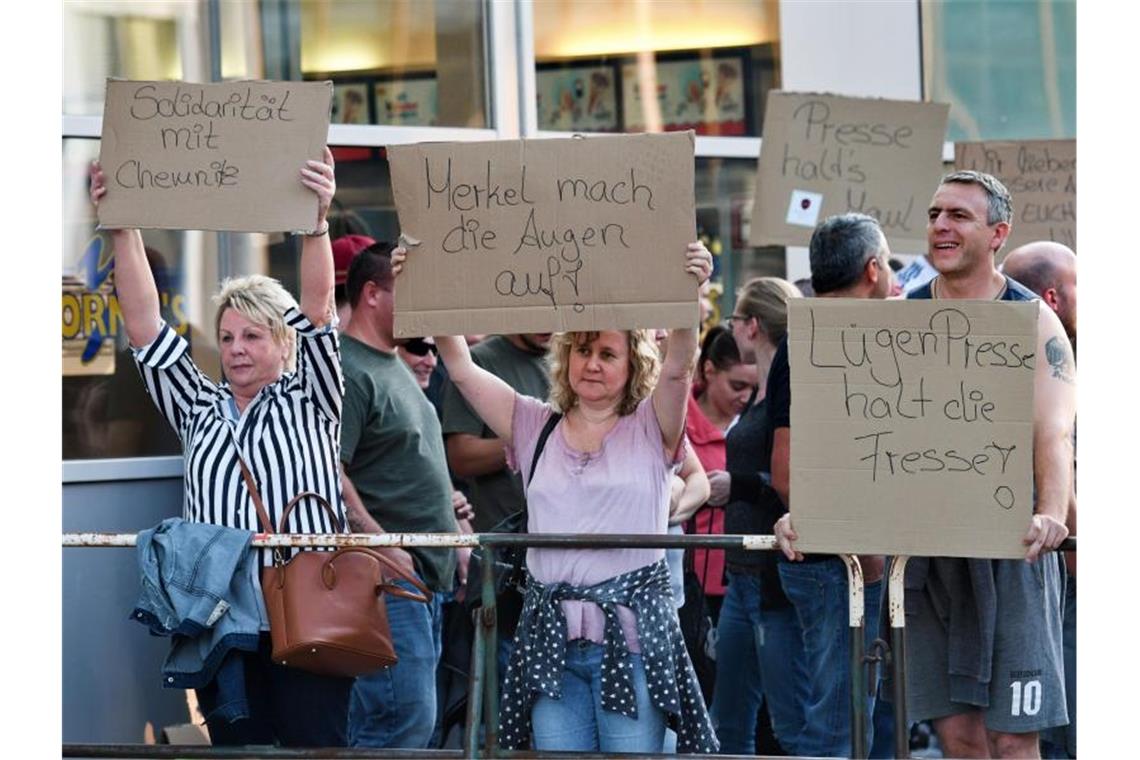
[240,460,432,678]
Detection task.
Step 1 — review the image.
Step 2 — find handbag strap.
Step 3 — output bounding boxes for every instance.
[517,411,563,533]
[499,411,563,582]
[319,546,434,603]
[528,411,563,489]
[239,457,276,535]
[238,457,345,534]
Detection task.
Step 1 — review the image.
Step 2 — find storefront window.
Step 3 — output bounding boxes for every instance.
[63,138,192,459]
[64,0,489,128]
[533,0,780,136]
[922,0,1076,141]
[694,157,785,325]
[63,1,209,115]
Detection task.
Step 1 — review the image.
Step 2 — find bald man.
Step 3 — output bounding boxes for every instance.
[1002,240,1078,758]
[1002,242,1076,355]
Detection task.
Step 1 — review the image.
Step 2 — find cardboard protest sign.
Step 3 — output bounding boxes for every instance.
[787,298,1037,559]
[388,131,697,337]
[955,139,1076,258]
[750,92,949,253]
[97,79,332,232]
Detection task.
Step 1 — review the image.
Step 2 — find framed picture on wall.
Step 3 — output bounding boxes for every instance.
[374,75,438,127]
[331,81,371,125]
[535,63,620,132]
[621,49,752,135]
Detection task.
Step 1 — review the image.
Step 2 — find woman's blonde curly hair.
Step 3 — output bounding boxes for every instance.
[213,274,299,372]
[548,329,661,417]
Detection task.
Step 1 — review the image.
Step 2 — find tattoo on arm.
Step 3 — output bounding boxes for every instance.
[1045,336,1075,384]
[346,510,373,533]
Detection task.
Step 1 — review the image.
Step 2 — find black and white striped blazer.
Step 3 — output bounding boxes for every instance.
[134,308,347,565]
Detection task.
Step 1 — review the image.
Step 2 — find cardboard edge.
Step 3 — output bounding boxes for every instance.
[394,302,698,338]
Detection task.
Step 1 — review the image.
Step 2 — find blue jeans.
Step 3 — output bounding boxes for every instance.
[710,572,808,754]
[531,639,666,752]
[348,578,443,748]
[779,559,883,758]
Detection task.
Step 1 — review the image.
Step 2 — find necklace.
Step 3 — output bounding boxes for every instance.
[574,407,618,425]
[932,274,1008,301]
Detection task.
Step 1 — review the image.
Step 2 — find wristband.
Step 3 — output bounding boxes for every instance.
[305,222,330,237]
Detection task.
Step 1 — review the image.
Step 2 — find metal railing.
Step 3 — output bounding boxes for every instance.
[62,530,1075,759]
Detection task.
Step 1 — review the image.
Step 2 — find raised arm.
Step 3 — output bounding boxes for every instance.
[1023,301,1076,562]
[434,336,519,444]
[653,241,713,453]
[297,147,336,326]
[90,162,162,349]
[447,434,509,478]
[389,246,518,442]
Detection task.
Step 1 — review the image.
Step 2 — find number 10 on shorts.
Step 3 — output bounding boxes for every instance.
[1010,680,1042,716]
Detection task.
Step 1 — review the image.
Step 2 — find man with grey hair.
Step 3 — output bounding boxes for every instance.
[908,172,1074,758]
[767,212,893,757]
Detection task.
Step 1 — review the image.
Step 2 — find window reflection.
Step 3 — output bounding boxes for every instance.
[533,0,780,136]
[64,0,489,129]
[63,1,209,115]
[922,0,1075,141]
[63,139,192,459]
[695,158,785,326]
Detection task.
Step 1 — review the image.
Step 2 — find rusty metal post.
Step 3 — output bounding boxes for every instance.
[480,542,500,757]
[890,556,911,759]
[842,554,868,759]
[464,604,486,759]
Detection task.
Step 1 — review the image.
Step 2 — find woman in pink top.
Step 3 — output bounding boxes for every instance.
[685,325,757,610]
[390,242,719,753]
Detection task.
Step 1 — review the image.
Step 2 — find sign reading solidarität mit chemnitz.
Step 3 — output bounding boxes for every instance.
[98,79,332,232]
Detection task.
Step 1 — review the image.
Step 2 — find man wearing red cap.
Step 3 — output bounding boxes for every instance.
[332,234,375,328]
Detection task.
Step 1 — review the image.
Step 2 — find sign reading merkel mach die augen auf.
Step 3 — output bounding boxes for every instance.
[97,79,332,233]
[388,131,698,337]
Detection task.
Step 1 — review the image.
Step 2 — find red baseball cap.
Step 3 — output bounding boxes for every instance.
[331,234,376,286]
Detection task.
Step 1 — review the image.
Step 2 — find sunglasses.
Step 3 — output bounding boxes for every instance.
[402,338,437,357]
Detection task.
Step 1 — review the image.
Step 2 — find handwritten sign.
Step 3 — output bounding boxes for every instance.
[750,92,949,253]
[787,299,1036,559]
[389,132,697,337]
[955,139,1076,258]
[97,79,332,232]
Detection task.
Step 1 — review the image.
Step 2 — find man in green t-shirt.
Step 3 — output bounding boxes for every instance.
[441,333,551,532]
[339,241,458,750]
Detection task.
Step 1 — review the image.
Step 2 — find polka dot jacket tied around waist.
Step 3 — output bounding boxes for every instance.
[498,558,720,753]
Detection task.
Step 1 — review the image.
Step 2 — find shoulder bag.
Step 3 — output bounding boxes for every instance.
[239,459,432,678]
[463,411,561,637]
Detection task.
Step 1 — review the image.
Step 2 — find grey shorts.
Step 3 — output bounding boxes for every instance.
[904,555,1067,734]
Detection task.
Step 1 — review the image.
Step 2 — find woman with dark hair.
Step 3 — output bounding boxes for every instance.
[390,242,720,754]
[708,276,805,755]
[683,324,758,621]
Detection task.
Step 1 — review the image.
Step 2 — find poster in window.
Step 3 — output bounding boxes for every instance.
[332,82,370,125]
[536,65,619,132]
[63,232,187,377]
[374,78,438,127]
[622,56,746,135]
